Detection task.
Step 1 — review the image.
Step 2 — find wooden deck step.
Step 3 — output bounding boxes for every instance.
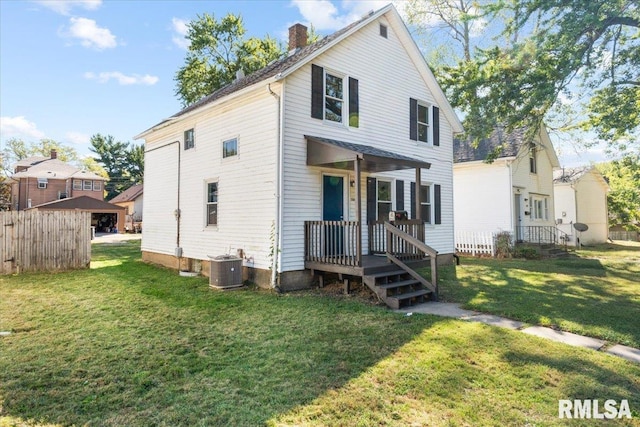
[386,289,431,309]
[364,270,407,280]
[377,279,420,290]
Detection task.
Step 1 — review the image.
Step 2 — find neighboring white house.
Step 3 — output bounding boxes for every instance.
[453,126,561,252]
[135,4,463,290]
[553,166,609,246]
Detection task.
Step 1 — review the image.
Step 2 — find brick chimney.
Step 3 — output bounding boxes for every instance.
[288,23,308,53]
[50,149,57,159]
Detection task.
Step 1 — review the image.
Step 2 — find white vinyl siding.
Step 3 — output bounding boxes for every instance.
[141,87,278,269]
[280,16,455,271]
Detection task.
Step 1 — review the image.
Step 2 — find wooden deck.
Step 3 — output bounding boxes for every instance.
[305,255,430,278]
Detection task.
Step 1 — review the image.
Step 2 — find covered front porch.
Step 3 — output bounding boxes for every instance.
[302,135,439,308]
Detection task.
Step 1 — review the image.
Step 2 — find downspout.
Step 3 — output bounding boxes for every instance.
[268,83,283,289]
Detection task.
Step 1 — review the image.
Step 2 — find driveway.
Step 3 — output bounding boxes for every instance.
[92,232,141,244]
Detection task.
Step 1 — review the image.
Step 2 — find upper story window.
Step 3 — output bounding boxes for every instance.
[37,178,48,189]
[379,24,388,38]
[222,138,238,158]
[83,180,93,190]
[529,143,537,174]
[184,128,195,150]
[410,98,440,146]
[73,180,82,190]
[93,181,102,191]
[311,64,359,128]
[324,72,344,123]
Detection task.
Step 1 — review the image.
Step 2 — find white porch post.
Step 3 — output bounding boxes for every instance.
[355,157,362,266]
[415,167,422,220]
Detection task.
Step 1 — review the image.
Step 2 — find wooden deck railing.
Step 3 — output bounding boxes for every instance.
[369,220,424,257]
[385,222,438,299]
[304,221,361,267]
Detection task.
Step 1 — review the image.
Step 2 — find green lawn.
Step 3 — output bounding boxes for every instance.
[437,241,640,348]
[0,241,639,426]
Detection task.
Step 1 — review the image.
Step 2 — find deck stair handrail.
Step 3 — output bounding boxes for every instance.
[384,222,438,299]
[516,226,569,251]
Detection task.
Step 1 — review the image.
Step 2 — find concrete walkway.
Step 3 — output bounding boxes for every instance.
[397,302,640,364]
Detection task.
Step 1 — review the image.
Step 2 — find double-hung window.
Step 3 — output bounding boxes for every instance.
[73,180,82,190]
[324,72,344,123]
[420,184,432,224]
[83,180,93,190]
[529,143,537,174]
[206,182,218,226]
[311,64,359,127]
[417,103,430,143]
[184,128,194,150]
[93,181,102,191]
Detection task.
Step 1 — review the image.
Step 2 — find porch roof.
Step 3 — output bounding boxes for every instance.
[305,135,431,173]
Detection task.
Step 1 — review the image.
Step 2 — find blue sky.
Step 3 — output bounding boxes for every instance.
[0,0,607,166]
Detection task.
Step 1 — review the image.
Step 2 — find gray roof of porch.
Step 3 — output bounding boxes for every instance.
[305,135,431,173]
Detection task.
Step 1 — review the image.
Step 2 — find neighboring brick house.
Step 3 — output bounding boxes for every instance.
[10,150,107,210]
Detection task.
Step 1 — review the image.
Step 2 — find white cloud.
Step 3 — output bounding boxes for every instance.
[63,17,117,50]
[289,0,403,33]
[84,71,159,86]
[171,17,190,50]
[65,131,90,145]
[0,116,46,140]
[33,0,101,15]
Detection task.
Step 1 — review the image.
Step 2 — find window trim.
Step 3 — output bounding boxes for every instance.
[222,137,238,158]
[323,68,346,124]
[420,182,433,225]
[83,180,93,191]
[93,181,102,191]
[417,102,431,144]
[184,128,195,150]
[529,143,537,174]
[37,178,48,189]
[205,180,219,227]
[73,180,82,190]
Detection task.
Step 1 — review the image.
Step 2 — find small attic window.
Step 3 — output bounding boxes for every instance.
[379,24,388,38]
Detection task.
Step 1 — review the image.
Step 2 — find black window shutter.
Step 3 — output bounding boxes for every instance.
[348,77,359,127]
[410,182,416,219]
[366,177,377,224]
[434,184,441,224]
[409,98,418,141]
[433,106,440,146]
[311,64,323,119]
[395,180,404,211]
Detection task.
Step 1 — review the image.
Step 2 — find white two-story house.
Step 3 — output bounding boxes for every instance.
[136,4,463,301]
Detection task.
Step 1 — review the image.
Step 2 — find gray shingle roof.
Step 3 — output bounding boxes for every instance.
[11,158,106,181]
[453,127,528,163]
[553,166,592,183]
[110,184,143,203]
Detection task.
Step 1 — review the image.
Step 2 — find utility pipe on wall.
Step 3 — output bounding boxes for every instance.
[268,83,283,289]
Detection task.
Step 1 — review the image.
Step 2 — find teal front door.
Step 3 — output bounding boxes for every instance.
[323,175,344,256]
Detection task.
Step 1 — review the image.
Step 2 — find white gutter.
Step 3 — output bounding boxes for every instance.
[268,82,284,289]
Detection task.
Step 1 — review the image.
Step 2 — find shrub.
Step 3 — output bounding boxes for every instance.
[494,231,513,258]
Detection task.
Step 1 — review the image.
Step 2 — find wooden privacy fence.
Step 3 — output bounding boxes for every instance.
[609,230,639,241]
[455,231,496,256]
[0,211,92,274]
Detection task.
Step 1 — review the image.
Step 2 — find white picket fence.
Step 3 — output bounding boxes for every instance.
[455,231,496,256]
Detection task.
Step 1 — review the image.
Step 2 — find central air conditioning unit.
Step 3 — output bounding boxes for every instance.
[209,255,243,290]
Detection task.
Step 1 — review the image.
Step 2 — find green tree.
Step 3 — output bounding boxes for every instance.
[89,134,143,200]
[597,155,640,230]
[440,0,639,148]
[175,12,284,106]
[1,138,80,173]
